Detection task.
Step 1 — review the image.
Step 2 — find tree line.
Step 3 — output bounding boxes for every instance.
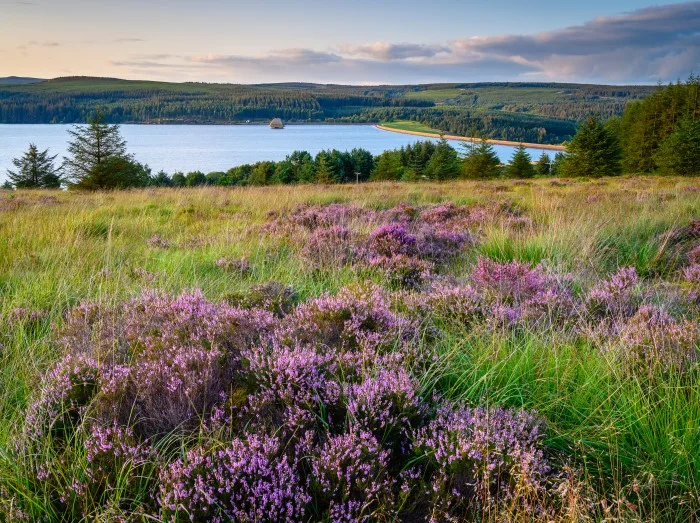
[3,77,697,190]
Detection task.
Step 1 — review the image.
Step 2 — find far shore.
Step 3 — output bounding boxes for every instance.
[374,124,567,151]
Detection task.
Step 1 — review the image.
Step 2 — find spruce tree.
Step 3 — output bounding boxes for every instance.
[6,143,62,188]
[654,116,700,175]
[424,138,460,180]
[551,152,567,176]
[564,117,621,177]
[536,152,551,176]
[461,139,501,179]
[63,112,128,184]
[506,144,535,178]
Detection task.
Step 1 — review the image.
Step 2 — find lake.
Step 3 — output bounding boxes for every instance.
[0,124,550,182]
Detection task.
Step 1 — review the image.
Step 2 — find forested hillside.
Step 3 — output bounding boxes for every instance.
[0,77,655,144]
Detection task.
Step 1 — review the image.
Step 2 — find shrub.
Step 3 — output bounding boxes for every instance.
[310,431,395,522]
[159,434,309,522]
[412,405,550,520]
[369,254,433,290]
[301,226,356,267]
[620,305,698,372]
[586,266,639,319]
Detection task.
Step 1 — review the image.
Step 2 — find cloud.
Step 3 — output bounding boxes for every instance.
[193,48,343,67]
[109,3,699,84]
[450,2,700,82]
[339,42,450,60]
[115,38,146,43]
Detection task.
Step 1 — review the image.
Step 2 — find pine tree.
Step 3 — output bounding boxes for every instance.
[564,117,621,177]
[550,152,567,176]
[536,152,551,176]
[63,112,128,184]
[654,116,700,175]
[424,138,460,180]
[506,144,535,178]
[6,143,62,188]
[461,139,501,179]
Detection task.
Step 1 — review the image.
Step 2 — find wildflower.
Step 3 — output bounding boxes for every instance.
[159,434,309,523]
[310,431,396,522]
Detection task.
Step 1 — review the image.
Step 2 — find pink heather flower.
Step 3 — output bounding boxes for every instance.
[620,305,698,372]
[369,254,434,290]
[301,226,356,267]
[159,434,309,522]
[24,354,100,441]
[345,367,427,446]
[682,263,700,284]
[587,267,639,318]
[310,431,396,522]
[146,234,172,248]
[412,404,550,519]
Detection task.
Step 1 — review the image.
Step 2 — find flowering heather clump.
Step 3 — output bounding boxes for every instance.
[246,342,342,409]
[688,244,700,264]
[414,225,472,264]
[83,422,156,502]
[56,290,276,438]
[682,263,700,284]
[412,405,550,520]
[267,203,371,233]
[620,305,698,372]
[413,283,483,326]
[310,431,395,522]
[587,267,639,318]
[215,256,250,274]
[470,257,573,327]
[346,367,427,447]
[146,234,172,248]
[25,354,99,440]
[369,254,433,290]
[367,222,418,258]
[276,284,414,355]
[225,281,298,317]
[6,307,48,328]
[301,226,356,267]
[159,434,309,523]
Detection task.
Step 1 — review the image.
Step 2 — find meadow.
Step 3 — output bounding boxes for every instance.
[0,176,698,521]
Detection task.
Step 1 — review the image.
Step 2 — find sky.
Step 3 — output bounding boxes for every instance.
[0,0,698,85]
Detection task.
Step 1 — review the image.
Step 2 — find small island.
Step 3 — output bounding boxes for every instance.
[269,118,284,129]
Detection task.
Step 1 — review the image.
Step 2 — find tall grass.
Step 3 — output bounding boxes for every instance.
[0,176,698,521]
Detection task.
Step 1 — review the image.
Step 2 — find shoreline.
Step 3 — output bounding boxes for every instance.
[374,124,566,151]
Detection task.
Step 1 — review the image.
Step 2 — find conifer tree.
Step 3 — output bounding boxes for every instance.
[6,143,62,188]
[63,112,128,184]
[506,144,535,178]
[461,139,501,179]
[654,116,700,175]
[536,152,551,176]
[564,117,621,177]
[424,138,460,180]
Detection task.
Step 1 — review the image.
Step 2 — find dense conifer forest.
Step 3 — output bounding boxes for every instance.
[0,77,656,144]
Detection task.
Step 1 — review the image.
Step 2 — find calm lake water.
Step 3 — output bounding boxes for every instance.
[0,124,548,182]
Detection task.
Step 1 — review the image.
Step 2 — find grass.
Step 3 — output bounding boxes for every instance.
[0,176,698,521]
[379,120,447,135]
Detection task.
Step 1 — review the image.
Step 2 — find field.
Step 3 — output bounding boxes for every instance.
[0,177,698,521]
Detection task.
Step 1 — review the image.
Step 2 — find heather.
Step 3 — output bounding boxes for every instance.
[0,177,698,521]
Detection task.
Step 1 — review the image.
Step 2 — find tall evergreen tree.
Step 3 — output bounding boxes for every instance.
[461,139,500,179]
[564,117,621,177]
[536,152,551,176]
[506,144,535,178]
[424,138,460,180]
[551,152,567,176]
[63,112,128,184]
[654,116,700,175]
[6,143,62,188]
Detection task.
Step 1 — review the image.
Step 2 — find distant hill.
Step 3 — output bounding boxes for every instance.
[0,76,657,144]
[0,76,45,85]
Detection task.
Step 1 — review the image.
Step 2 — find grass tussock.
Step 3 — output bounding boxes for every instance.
[0,176,698,522]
